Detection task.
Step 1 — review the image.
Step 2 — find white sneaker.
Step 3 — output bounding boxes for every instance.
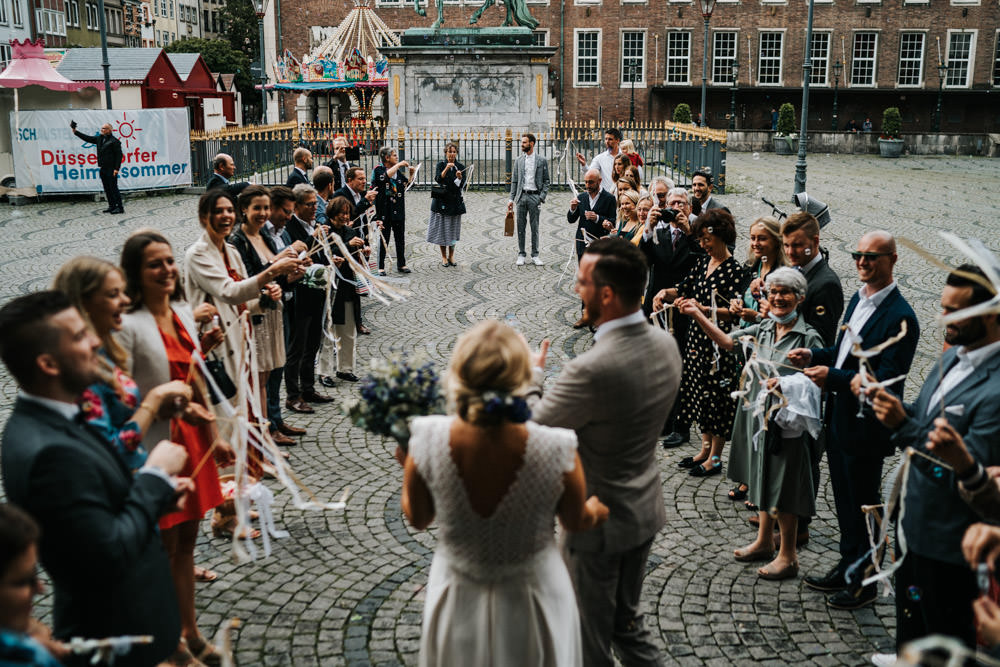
[870,653,896,666]
[516,256,525,266]
[531,256,544,266]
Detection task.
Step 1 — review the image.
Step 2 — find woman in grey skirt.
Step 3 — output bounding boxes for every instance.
[427,142,467,267]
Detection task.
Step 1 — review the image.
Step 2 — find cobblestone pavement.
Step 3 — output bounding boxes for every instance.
[1,152,999,666]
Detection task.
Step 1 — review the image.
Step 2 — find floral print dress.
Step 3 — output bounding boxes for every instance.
[79,349,146,470]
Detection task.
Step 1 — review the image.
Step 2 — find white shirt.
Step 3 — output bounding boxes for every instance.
[587,191,600,210]
[594,310,645,342]
[524,152,536,191]
[834,281,898,369]
[588,148,620,194]
[796,253,823,275]
[927,338,1000,414]
[264,221,287,251]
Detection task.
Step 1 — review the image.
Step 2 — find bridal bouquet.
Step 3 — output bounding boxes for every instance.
[343,353,445,453]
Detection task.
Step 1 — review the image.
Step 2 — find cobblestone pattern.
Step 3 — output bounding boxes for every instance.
[1,152,998,665]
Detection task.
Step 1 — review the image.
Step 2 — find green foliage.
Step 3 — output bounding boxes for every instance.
[673,103,692,124]
[218,0,260,63]
[882,107,902,138]
[163,37,254,101]
[776,103,796,135]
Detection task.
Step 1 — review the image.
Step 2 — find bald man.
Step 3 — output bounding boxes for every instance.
[788,231,919,611]
[286,147,313,187]
[70,120,124,214]
[566,168,616,328]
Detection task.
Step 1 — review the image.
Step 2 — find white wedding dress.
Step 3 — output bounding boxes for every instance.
[408,415,583,667]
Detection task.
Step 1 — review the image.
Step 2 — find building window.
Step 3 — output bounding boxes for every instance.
[712,31,737,83]
[993,32,1000,86]
[897,32,925,86]
[946,31,975,87]
[0,44,10,69]
[666,31,690,84]
[168,0,172,17]
[758,31,783,85]
[851,32,878,86]
[809,32,829,85]
[574,29,600,86]
[621,31,645,86]
[68,0,78,25]
[0,0,9,24]
[12,0,22,25]
[85,2,97,28]
[531,30,548,46]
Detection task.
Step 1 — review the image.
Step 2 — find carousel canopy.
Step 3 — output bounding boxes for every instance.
[0,39,107,92]
[311,0,399,64]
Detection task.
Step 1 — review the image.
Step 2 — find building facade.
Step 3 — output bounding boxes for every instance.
[0,0,34,67]
[277,0,1000,132]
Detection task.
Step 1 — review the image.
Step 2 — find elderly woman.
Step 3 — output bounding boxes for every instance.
[653,209,749,477]
[731,216,787,330]
[681,267,823,580]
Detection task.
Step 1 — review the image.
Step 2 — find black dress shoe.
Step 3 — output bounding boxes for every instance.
[827,585,877,610]
[102,207,112,213]
[302,390,335,403]
[399,267,411,273]
[109,208,124,214]
[677,456,706,469]
[336,372,359,382]
[661,431,688,449]
[318,375,336,388]
[285,398,315,414]
[277,423,307,436]
[689,461,722,477]
[804,565,847,592]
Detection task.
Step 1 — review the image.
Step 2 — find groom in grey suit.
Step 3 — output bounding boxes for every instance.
[507,133,550,265]
[528,238,682,666]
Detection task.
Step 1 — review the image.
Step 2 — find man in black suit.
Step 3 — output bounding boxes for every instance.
[791,231,919,610]
[70,120,124,214]
[567,169,616,328]
[205,152,250,200]
[286,147,313,187]
[283,184,335,410]
[690,170,729,214]
[781,212,844,347]
[0,291,190,667]
[333,166,377,335]
[324,135,353,191]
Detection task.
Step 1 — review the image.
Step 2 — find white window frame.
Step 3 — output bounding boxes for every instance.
[0,44,11,68]
[809,31,831,86]
[620,29,646,88]
[531,29,549,46]
[11,0,22,25]
[375,0,403,5]
[0,0,9,24]
[621,0,645,6]
[993,30,1000,87]
[896,31,926,87]
[575,0,600,8]
[945,29,976,88]
[665,30,691,85]
[903,0,928,4]
[950,0,979,5]
[712,30,738,85]
[761,0,787,5]
[850,31,879,87]
[526,0,548,5]
[757,30,784,86]
[573,29,601,87]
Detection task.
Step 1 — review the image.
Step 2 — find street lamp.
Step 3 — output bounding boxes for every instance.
[933,61,948,132]
[698,0,717,129]
[728,59,739,130]
[256,0,267,124]
[793,0,816,195]
[628,61,637,125]
[831,59,842,131]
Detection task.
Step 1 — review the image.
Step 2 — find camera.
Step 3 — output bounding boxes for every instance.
[658,207,678,224]
[70,120,77,130]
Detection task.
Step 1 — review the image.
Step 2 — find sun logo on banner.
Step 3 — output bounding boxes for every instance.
[113,112,143,150]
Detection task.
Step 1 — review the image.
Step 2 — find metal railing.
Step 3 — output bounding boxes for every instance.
[190,121,728,194]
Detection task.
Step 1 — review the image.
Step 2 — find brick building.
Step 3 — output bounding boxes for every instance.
[278,0,999,132]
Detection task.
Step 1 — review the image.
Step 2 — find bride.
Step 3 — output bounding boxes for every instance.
[401,319,609,666]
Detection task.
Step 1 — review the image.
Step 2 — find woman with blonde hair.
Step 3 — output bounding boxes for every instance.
[611,189,643,244]
[402,319,608,666]
[730,216,787,329]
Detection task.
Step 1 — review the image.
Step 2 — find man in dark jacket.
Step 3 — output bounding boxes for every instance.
[70,121,124,214]
[206,153,250,200]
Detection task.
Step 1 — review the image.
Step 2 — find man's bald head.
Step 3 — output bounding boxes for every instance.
[312,165,334,196]
[583,169,602,195]
[854,229,897,291]
[293,147,313,170]
[861,230,896,254]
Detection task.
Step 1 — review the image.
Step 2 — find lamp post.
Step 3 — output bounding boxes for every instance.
[628,61,637,124]
[933,61,948,132]
[256,0,267,124]
[698,0,717,129]
[831,59,842,131]
[793,0,816,195]
[97,0,112,108]
[728,59,739,130]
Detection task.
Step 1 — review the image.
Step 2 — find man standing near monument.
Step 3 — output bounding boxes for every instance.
[508,133,550,266]
[576,128,622,194]
[70,120,124,214]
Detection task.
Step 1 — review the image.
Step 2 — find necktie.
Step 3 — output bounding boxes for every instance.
[671,228,680,250]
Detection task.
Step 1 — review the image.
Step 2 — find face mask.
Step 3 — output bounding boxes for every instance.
[768,309,798,325]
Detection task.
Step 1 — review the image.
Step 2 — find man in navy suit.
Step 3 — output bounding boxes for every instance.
[205,152,250,200]
[790,231,919,610]
[0,291,190,667]
[286,147,313,187]
[567,169,615,328]
[867,264,1000,656]
[333,166,377,335]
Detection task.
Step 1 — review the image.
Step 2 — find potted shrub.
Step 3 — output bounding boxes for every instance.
[773,102,797,155]
[673,103,693,125]
[878,107,904,158]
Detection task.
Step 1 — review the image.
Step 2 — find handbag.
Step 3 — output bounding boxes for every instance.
[204,355,236,404]
[503,209,514,237]
[430,183,448,199]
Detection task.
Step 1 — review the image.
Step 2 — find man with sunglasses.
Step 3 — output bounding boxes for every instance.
[788,231,919,610]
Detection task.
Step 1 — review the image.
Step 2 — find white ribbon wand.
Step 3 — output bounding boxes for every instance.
[67,636,153,665]
[459,163,474,191]
[847,320,909,417]
[404,162,421,192]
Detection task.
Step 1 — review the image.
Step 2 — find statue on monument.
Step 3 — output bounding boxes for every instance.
[413,0,539,30]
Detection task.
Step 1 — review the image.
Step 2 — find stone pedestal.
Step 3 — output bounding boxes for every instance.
[381,28,557,131]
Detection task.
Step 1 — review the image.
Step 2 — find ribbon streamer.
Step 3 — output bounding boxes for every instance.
[67,636,153,666]
[403,162,421,192]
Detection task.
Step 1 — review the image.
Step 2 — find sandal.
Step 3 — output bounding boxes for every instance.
[689,456,722,477]
[211,512,261,540]
[194,566,217,582]
[185,636,221,667]
[758,560,799,581]
[677,455,708,469]
[728,484,748,501]
[745,501,759,512]
[734,546,774,562]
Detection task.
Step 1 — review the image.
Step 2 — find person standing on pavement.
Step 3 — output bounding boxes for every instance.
[312,166,334,226]
[508,133,550,266]
[427,143,467,268]
[286,148,313,188]
[206,153,250,201]
[575,127,622,194]
[70,120,124,214]
[372,146,411,276]
[690,171,728,214]
[324,135,353,191]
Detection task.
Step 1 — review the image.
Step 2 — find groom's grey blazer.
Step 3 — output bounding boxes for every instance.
[509,152,550,204]
[528,319,681,553]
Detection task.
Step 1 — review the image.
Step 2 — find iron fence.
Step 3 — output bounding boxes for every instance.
[190,121,727,194]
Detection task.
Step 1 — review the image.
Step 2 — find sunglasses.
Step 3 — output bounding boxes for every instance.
[850,251,892,261]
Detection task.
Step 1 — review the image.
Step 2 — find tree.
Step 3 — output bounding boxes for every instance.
[163,37,254,101]
[218,0,259,64]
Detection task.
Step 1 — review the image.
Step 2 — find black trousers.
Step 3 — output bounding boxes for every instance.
[895,549,977,652]
[284,291,323,399]
[100,168,123,210]
[378,218,406,270]
[828,446,885,567]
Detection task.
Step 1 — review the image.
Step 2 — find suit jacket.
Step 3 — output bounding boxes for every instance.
[206,172,249,200]
[566,190,616,260]
[285,215,328,313]
[333,185,373,220]
[1,398,179,666]
[810,286,919,458]
[324,158,354,192]
[286,167,310,187]
[638,225,703,315]
[893,347,1000,564]
[701,195,730,214]
[802,257,844,346]
[528,320,682,553]
[72,129,122,172]
[509,152,550,204]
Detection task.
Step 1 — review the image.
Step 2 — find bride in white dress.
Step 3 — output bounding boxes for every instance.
[401,319,609,667]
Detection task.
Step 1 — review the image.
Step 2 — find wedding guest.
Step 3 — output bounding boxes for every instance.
[372,146,411,275]
[326,196,368,383]
[620,139,644,179]
[730,216,786,329]
[427,143,467,268]
[610,189,642,244]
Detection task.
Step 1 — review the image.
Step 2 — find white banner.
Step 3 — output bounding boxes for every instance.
[9,109,192,193]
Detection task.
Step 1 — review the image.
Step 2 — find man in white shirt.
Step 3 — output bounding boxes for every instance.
[508,133,550,265]
[324,135,353,191]
[575,127,622,194]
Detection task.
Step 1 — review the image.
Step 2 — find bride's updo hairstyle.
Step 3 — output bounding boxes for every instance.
[447,319,532,427]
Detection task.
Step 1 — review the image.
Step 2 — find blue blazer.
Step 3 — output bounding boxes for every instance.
[894,347,1000,564]
[810,286,919,457]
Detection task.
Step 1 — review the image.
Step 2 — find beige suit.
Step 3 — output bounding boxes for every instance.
[529,318,681,667]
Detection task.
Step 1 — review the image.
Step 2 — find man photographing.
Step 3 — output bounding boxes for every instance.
[70,120,124,214]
